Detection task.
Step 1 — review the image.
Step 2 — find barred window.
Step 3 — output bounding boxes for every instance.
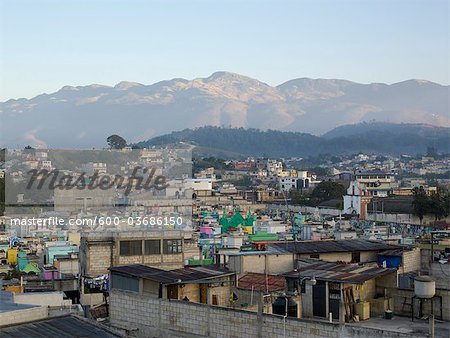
[120,240,142,256]
[145,240,161,255]
[163,239,182,254]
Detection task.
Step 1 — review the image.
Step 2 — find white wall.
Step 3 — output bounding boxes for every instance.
[14,291,72,307]
[0,306,48,327]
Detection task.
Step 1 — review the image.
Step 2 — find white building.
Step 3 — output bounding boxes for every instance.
[267,159,283,175]
[354,170,396,197]
[279,176,298,191]
[343,180,363,216]
[81,162,107,175]
[255,219,287,234]
[35,151,48,160]
[278,171,317,192]
[40,160,53,170]
[185,178,213,192]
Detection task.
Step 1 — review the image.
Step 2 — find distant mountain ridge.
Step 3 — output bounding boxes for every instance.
[136,123,450,158]
[0,72,448,148]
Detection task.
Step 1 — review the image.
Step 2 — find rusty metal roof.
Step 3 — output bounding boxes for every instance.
[283,260,396,284]
[109,264,234,284]
[237,273,286,292]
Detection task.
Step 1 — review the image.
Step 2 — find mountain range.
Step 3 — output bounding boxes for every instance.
[0,72,448,148]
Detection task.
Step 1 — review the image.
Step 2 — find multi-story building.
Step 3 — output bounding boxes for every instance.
[278,171,318,192]
[266,159,283,175]
[79,230,190,277]
[354,170,396,197]
[81,162,107,175]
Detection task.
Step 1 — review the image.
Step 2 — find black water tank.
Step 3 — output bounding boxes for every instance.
[272,295,298,317]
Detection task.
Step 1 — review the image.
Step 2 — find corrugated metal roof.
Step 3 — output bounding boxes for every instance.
[283,260,396,284]
[110,264,234,284]
[269,239,401,255]
[237,273,286,292]
[0,315,119,337]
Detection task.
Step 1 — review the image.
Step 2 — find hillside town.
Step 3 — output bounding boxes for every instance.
[0,147,449,338]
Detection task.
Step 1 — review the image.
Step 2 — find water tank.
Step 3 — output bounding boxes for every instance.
[272,295,298,317]
[414,276,436,299]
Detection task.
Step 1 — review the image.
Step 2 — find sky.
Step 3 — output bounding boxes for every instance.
[0,0,448,101]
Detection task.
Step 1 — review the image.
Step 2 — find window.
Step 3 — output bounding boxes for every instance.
[163,239,182,254]
[351,252,361,263]
[145,240,161,255]
[111,273,139,292]
[120,240,142,256]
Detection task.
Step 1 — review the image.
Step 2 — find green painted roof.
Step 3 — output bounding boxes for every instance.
[244,209,255,226]
[22,263,41,274]
[248,232,278,242]
[219,210,229,226]
[228,209,245,227]
[221,207,256,232]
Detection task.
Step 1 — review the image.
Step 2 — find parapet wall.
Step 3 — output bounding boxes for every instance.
[110,289,425,338]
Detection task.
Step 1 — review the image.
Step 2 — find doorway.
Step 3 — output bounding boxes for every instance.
[313,280,327,317]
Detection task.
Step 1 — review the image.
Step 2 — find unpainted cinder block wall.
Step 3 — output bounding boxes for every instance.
[109,289,426,338]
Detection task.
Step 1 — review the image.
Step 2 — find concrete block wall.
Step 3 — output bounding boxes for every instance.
[118,255,142,265]
[14,291,72,307]
[58,259,80,275]
[208,284,231,307]
[231,254,294,276]
[401,248,421,274]
[0,306,48,327]
[86,243,112,276]
[381,286,450,321]
[143,254,162,264]
[110,289,425,338]
[163,253,184,263]
[366,212,450,225]
[80,292,105,307]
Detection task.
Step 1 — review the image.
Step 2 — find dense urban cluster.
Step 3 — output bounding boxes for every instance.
[0,146,449,338]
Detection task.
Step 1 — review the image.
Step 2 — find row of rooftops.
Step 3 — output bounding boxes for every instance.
[110,239,406,287]
[226,238,403,256]
[110,260,396,288]
[110,264,234,284]
[284,259,396,284]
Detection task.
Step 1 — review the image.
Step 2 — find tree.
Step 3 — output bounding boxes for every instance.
[412,186,429,224]
[24,145,35,155]
[310,181,346,204]
[107,134,127,149]
[429,190,449,221]
[289,190,309,206]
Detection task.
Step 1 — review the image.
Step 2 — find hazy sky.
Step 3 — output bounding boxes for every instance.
[0,0,448,101]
